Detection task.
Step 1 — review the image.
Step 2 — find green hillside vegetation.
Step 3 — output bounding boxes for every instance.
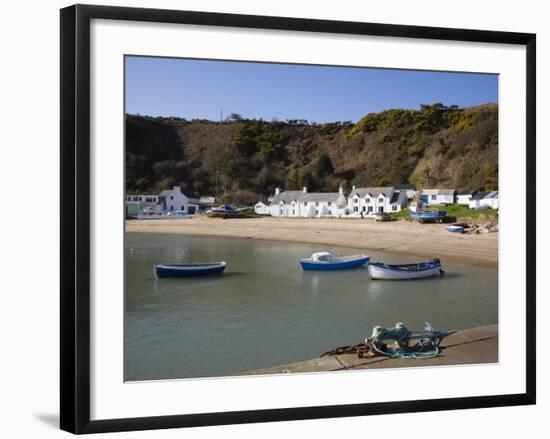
[126,103,498,204]
[390,205,498,223]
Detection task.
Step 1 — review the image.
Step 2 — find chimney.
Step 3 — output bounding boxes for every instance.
[352,185,356,191]
[303,186,308,193]
[339,186,344,195]
[275,187,281,195]
[173,185,181,193]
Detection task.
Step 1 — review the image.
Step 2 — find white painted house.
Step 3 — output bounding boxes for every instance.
[254,201,270,215]
[159,186,198,214]
[421,189,456,205]
[456,191,476,205]
[125,194,163,216]
[468,192,489,209]
[347,187,408,215]
[480,191,499,209]
[269,187,347,218]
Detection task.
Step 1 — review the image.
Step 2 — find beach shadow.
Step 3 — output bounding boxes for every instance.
[34,413,58,429]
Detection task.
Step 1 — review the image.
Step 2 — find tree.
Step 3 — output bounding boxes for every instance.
[315,152,334,178]
[299,172,318,191]
[228,113,243,121]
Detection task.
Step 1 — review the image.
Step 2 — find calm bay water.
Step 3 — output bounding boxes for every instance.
[125,232,498,381]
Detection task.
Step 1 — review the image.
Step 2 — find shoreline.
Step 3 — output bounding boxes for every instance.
[126,216,498,269]
[240,324,498,375]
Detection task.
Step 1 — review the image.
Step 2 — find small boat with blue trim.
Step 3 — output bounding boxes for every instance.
[409,210,447,223]
[300,252,369,271]
[368,258,442,280]
[155,262,226,278]
[445,224,465,233]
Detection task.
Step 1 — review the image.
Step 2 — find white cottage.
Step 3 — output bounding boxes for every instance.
[480,191,499,209]
[456,191,476,205]
[468,192,489,209]
[254,201,270,215]
[159,186,196,213]
[269,187,347,218]
[347,187,408,215]
[125,194,163,216]
[422,189,456,205]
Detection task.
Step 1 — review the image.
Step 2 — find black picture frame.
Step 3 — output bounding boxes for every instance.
[60,4,536,434]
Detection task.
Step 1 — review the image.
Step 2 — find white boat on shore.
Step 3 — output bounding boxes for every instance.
[368,259,443,280]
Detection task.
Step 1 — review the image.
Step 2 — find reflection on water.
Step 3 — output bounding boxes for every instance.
[125,233,498,381]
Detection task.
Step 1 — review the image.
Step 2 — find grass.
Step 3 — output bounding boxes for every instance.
[390,204,498,223]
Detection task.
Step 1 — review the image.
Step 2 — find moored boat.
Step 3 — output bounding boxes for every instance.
[368,258,442,280]
[155,262,226,278]
[300,252,369,271]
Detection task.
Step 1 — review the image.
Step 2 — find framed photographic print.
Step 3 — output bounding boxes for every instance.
[60,4,536,434]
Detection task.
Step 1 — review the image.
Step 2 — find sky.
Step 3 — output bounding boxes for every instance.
[125,56,498,123]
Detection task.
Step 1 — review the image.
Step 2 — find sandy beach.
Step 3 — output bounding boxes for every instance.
[126,216,498,269]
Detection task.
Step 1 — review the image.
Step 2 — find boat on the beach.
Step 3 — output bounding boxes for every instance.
[368,258,442,280]
[445,224,465,233]
[300,252,369,271]
[155,262,226,278]
[409,210,447,223]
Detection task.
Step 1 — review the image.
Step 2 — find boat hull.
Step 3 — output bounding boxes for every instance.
[410,211,447,223]
[155,263,226,278]
[368,262,441,280]
[445,226,464,233]
[300,256,369,271]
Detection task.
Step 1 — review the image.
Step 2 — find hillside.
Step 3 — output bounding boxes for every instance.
[126,103,498,204]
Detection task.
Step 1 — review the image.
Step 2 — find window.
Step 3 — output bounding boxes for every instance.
[362,206,366,212]
[328,201,332,206]
[304,202,308,206]
[368,206,373,213]
[379,197,384,203]
[354,206,358,212]
[392,205,397,211]
[365,198,370,203]
[170,205,174,211]
[170,196,174,200]
[431,195,436,200]
[315,201,319,206]
[353,198,358,203]
[181,205,184,210]
[328,210,332,215]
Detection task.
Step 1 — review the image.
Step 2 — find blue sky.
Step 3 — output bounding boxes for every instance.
[125,56,498,123]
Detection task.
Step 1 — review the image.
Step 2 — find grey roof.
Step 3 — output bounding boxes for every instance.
[438,189,456,195]
[350,187,394,198]
[390,191,408,205]
[471,191,489,200]
[485,191,499,199]
[271,191,347,207]
[422,188,456,196]
[457,190,476,196]
[271,190,305,204]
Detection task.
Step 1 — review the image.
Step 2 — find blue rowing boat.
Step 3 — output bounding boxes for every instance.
[410,210,447,223]
[300,252,370,271]
[445,225,464,233]
[155,262,226,278]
